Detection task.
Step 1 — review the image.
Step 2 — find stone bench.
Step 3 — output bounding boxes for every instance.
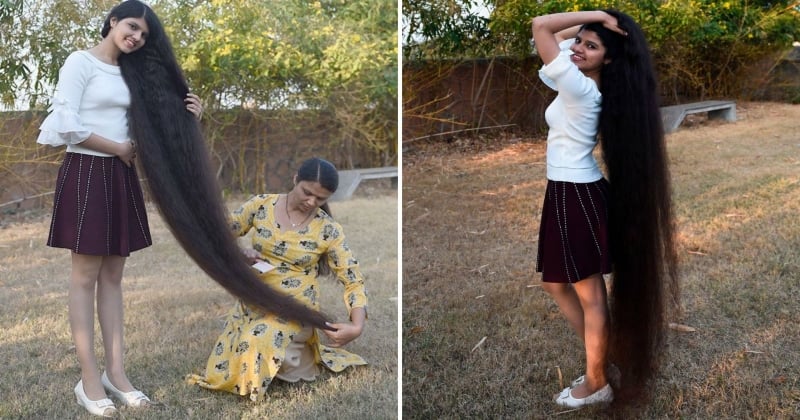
[330,166,398,201]
[661,100,737,133]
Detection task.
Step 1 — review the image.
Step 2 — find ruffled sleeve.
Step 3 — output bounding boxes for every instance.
[36,96,92,146]
[36,52,93,146]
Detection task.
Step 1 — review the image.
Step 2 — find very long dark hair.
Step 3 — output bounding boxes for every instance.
[109,0,330,329]
[583,11,679,397]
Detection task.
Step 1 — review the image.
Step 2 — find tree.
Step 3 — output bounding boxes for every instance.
[164,0,397,165]
[404,0,800,98]
[403,0,491,60]
[0,0,397,166]
[0,0,113,109]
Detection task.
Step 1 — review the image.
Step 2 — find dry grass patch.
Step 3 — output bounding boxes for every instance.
[402,102,800,418]
[0,193,397,419]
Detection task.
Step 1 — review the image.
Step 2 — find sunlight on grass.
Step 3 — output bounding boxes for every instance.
[0,193,397,419]
[403,103,800,418]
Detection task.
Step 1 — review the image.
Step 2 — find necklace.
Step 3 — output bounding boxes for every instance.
[285,194,313,228]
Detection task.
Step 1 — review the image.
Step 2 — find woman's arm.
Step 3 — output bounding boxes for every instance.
[229,195,262,238]
[319,221,368,347]
[322,307,365,348]
[79,134,135,166]
[555,25,583,43]
[240,246,262,264]
[531,11,624,64]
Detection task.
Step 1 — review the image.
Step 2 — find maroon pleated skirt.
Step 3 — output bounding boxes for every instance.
[536,179,611,283]
[47,152,152,256]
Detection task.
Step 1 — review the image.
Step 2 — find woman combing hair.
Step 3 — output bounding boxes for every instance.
[188,157,369,401]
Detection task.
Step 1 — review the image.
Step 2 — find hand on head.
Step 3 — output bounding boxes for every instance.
[602,11,627,36]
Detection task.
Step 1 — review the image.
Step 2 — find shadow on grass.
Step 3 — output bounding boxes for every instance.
[402,107,800,418]
[0,195,398,419]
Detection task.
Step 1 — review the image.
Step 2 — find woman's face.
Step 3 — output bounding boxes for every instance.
[570,29,610,76]
[109,16,149,54]
[291,180,333,213]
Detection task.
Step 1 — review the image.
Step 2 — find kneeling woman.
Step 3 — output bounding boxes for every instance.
[187,158,367,400]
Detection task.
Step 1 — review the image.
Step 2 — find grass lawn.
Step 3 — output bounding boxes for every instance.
[402,102,800,418]
[0,193,398,419]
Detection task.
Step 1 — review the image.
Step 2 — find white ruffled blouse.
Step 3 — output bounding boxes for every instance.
[37,51,131,157]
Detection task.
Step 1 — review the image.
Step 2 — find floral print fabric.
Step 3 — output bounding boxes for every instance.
[187,194,368,400]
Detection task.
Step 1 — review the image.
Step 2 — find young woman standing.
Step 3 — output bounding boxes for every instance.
[531,10,678,407]
[38,1,330,416]
[38,1,203,415]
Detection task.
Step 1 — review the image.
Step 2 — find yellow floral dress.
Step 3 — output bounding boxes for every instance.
[187,194,368,400]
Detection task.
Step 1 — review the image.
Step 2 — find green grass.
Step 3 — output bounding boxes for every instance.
[402,102,800,418]
[0,193,397,419]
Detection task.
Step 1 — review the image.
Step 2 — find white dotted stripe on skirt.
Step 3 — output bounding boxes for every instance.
[75,155,95,253]
[128,164,151,247]
[574,183,602,257]
[49,153,73,247]
[102,158,111,255]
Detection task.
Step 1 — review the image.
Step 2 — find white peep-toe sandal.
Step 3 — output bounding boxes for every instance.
[75,380,117,417]
[101,371,151,407]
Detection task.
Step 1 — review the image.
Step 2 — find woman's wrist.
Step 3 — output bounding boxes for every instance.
[113,141,127,157]
[349,307,366,330]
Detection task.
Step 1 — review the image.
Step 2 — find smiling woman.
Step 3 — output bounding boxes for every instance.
[530,10,678,408]
[35,0,329,417]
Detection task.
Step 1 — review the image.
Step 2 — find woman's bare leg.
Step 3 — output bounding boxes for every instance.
[97,255,136,392]
[69,253,106,400]
[541,282,585,341]
[570,273,609,397]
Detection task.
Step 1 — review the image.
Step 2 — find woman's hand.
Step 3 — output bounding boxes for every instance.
[79,135,136,166]
[241,247,261,264]
[532,11,627,64]
[601,12,627,36]
[118,140,135,167]
[184,93,203,120]
[322,321,363,348]
[321,307,366,348]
